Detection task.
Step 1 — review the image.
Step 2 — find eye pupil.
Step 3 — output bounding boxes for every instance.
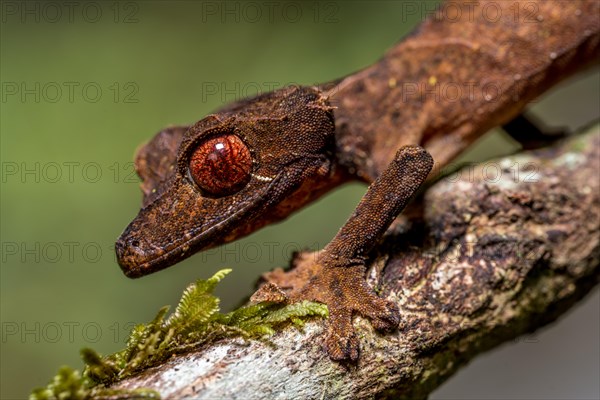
[189,134,252,196]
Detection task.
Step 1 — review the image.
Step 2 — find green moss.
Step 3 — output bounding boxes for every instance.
[31,269,328,399]
[30,366,88,400]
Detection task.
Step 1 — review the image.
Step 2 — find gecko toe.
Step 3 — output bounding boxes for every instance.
[324,307,360,361]
[250,282,289,304]
[367,299,400,332]
[325,330,360,361]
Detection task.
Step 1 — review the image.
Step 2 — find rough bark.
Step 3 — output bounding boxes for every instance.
[109,123,600,399]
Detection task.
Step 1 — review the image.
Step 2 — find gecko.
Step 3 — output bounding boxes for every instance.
[115,0,599,361]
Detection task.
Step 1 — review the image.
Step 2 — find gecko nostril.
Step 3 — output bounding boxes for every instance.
[115,236,143,262]
[115,235,146,277]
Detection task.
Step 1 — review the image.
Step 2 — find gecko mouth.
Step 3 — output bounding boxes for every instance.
[114,162,303,279]
[115,187,271,279]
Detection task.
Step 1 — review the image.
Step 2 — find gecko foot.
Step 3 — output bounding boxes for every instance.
[293,263,400,361]
[255,258,399,361]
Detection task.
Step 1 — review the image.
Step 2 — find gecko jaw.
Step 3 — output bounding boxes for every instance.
[115,170,290,278]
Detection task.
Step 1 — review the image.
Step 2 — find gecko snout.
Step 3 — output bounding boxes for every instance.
[115,234,142,278]
[115,231,163,278]
[115,210,215,279]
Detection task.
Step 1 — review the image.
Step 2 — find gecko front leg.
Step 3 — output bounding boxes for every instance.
[258,145,433,360]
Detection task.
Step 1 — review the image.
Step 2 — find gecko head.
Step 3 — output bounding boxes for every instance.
[116,86,337,278]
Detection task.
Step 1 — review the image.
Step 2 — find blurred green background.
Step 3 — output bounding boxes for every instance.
[1,1,598,399]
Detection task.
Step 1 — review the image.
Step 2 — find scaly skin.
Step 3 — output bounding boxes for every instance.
[116,1,600,360]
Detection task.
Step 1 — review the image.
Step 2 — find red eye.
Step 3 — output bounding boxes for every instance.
[189,134,252,196]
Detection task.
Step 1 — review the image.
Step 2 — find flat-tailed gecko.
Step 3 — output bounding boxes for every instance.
[116,0,599,360]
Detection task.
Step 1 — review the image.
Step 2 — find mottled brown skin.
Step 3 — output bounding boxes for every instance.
[116,87,338,277]
[116,0,600,360]
[327,0,599,180]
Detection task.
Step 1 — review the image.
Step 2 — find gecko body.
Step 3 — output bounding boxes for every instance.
[116,1,599,360]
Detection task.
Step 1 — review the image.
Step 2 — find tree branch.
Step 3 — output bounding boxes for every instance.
[109,123,600,399]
